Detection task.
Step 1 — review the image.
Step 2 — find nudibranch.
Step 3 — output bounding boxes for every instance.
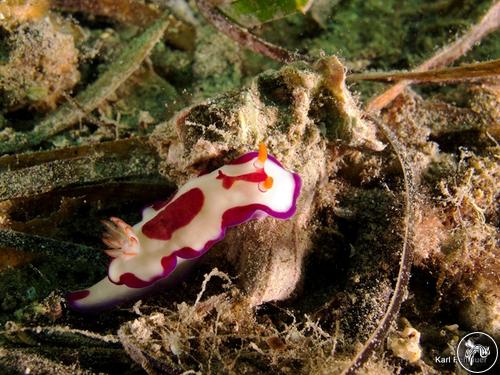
[67,144,301,311]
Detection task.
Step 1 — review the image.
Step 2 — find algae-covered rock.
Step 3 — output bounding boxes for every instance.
[0,17,80,112]
[192,25,243,99]
[387,322,422,363]
[150,59,381,306]
[382,82,500,341]
[0,0,50,29]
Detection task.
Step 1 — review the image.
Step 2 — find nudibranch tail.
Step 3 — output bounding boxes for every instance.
[67,277,151,312]
[101,217,140,258]
[67,260,195,312]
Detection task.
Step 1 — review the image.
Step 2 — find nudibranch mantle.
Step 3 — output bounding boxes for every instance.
[68,144,301,311]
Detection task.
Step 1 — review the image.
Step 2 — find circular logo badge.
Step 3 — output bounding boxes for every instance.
[456,331,498,373]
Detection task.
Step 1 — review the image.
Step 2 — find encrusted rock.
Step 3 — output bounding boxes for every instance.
[151,58,378,306]
[387,323,422,363]
[0,17,80,112]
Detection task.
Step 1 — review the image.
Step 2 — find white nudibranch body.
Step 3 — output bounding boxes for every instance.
[67,144,301,311]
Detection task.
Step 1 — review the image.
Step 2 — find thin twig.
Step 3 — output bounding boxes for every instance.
[2,324,121,346]
[342,115,416,375]
[0,136,149,171]
[367,1,500,112]
[195,0,314,64]
[348,58,500,83]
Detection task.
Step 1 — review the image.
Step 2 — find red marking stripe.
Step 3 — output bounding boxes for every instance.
[142,188,204,240]
[67,289,90,302]
[216,170,267,189]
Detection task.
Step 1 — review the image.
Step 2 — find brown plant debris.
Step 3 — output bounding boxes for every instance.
[195,0,313,64]
[341,114,416,375]
[0,13,172,154]
[52,0,195,50]
[367,1,500,112]
[0,137,159,201]
[380,84,499,340]
[349,58,500,83]
[0,228,96,261]
[118,270,349,375]
[0,322,138,374]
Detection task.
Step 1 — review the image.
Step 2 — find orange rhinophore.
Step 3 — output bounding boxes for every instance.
[255,143,268,168]
[263,176,274,190]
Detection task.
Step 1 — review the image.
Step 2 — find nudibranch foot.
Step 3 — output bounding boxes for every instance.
[67,277,151,312]
[101,217,140,258]
[67,259,196,312]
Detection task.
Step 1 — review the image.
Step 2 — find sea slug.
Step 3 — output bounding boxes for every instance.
[67,144,301,311]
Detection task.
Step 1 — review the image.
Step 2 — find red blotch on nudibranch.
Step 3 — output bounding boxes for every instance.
[142,188,204,240]
[151,196,173,210]
[222,204,270,228]
[118,254,178,288]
